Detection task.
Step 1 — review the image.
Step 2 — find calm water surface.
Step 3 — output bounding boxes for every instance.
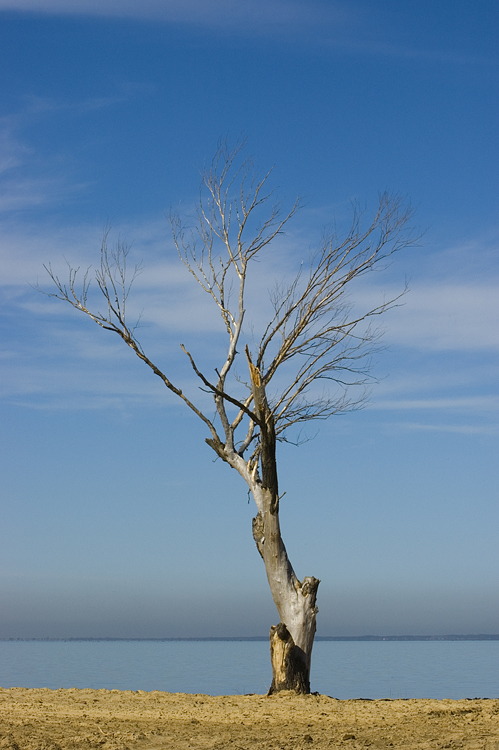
[0,640,497,699]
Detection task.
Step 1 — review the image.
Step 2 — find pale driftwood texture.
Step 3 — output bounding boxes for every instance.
[43,141,417,692]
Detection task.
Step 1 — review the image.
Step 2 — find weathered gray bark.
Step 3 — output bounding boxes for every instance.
[246,349,320,694]
[252,495,320,694]
[206,350,320,693]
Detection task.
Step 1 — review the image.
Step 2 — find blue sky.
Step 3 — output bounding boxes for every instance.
[1,0,498,639]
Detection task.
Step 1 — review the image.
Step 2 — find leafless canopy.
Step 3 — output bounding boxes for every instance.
[43,141,416,469]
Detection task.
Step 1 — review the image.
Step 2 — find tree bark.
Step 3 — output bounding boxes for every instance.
[245,347,320,693]
[268,623,310,694]
[252,497,320,693]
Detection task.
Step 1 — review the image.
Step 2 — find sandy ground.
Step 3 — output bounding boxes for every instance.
[1,688,498,750]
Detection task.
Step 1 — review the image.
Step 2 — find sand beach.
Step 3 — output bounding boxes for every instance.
[0,687,498,750]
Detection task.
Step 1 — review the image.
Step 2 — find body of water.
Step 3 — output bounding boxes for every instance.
[0,639,497,699]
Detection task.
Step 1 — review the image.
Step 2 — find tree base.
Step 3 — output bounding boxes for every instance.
[267,623,310,694]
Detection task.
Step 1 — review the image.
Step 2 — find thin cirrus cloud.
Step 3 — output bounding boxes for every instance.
[367,282,499,353]
[0,125,87,215]
[398,422,499,436]
[19,91,139,117]
[373,396,499,412]
[3,215,499,351]
[0,88,144,215]
[0,127,29,175]
[0,0,348,31]
[1,1,493,66]
[0,176,84,212]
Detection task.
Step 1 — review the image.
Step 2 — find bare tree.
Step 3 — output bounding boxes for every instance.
[43,141,416,693]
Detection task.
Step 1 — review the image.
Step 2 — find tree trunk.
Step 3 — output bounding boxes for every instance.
[252,494,320,694]
[268,623,311,693]
[244,348,320,694]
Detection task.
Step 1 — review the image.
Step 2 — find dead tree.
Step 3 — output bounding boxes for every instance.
[43,141,416,693]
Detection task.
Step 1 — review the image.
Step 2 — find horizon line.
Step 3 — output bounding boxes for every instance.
[2,634,499,642]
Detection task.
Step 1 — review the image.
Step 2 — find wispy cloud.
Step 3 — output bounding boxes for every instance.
[373,396,499,412]
[4,216,499,344]
[2,201,498,416]
[21,88,145,116]
[0,127,29,174]
[0,221,105,285]
[361,280,499,353]
[0,83,147,216]
[0,176,88,212]
[373,363,499,399]
[328,38,497,66]
[0,120,86,214]
[1,0,494,65]
[396,422,499,436]
[0,0,349,33]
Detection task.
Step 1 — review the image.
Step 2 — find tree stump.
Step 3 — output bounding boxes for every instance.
[268,623,310,694]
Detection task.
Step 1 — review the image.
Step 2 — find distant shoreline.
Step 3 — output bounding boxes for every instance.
[2,634,499,642]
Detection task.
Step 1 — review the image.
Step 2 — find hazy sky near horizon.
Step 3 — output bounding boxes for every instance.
[1,0,498,639]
